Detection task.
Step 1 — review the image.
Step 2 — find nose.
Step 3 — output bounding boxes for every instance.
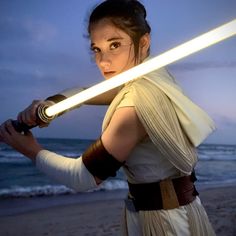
[98,52,111,70]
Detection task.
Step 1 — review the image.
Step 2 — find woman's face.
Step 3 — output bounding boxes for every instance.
[90,19,137,80]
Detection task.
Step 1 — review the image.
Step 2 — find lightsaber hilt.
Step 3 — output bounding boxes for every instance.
[45,19,236,118]
[11,19,236,131]
[12,104,56,133]
[37,104,56,124]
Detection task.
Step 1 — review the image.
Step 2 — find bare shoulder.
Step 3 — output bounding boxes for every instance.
[101,106,147,162]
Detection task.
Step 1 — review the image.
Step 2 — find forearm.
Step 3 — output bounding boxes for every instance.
[35,138,124,192]
[85,87,121,105]
[36,150,97,192]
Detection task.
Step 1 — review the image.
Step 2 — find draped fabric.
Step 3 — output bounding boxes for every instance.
[102,67,215,148]
[122,197,215,236]
[142,69,216,147]
[102,67,215,235]
[131,78,197,174]
[102,67,215,174]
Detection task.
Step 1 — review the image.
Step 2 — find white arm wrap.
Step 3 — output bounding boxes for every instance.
[36,150,97,192]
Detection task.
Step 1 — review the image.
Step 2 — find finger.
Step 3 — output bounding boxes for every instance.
[0,121,11,142]
[0,120,11,135]
[5,120,16,135]
[17,109,27,124]
[17,111,23,123]
[17,100,41,125]
[25,110,35,125]
[26,102,41,125]
[21,110,27,124]
[0,125,5,142]
[17,110,27,123]
[22,108,35,126]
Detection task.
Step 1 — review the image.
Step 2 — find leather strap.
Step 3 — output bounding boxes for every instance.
[82,138,124,180]
[127,172,198,211]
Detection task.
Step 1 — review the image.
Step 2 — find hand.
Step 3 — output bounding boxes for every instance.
[17,100,54,128]
[0,119,43,161]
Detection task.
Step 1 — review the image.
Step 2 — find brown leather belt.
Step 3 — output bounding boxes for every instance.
[126,172,199,211]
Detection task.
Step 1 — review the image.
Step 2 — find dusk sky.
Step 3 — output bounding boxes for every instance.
[0,0,235,144]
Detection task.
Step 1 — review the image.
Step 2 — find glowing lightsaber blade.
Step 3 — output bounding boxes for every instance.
[45,19,236,118]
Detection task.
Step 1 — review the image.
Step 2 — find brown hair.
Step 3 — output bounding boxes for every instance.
[88,0,151,63]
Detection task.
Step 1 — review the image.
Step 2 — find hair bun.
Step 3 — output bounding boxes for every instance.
[128,0,147,19]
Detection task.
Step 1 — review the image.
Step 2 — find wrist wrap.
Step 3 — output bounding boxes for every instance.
[36,150,97,192]
[46,94,67,103]
[82,138,124,180]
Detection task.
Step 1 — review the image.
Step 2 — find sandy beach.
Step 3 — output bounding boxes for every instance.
[0,185,235,236]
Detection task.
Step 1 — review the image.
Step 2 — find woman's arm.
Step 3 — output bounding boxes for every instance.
[85,87,121,105]
[81,106,147,184]
[15,86,121,128]
[0,106,147,191]
[101,106,147,162]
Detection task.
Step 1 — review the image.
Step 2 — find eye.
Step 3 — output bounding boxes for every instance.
[110,42,121,50]
[90,46,100,54]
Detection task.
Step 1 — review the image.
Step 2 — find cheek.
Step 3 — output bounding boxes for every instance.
[125,47,136,66]
[120,49,135,66]
[123,54,136,69]
[116,55,131,70]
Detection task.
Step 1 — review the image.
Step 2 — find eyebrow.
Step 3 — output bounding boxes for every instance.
[91,37,124,47]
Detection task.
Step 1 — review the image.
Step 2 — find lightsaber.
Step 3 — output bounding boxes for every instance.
[12,19,236,132]
[45,19,236,118]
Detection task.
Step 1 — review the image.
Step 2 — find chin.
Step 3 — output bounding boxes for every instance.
[103,73,117,80]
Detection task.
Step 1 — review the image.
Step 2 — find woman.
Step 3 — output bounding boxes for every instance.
[0,0,216,235]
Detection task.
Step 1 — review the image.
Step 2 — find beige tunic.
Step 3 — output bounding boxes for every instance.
[102,68,215,236]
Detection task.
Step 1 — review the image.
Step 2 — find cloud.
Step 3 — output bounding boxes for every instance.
[213,115,236,128]
[0,47,79,67]
[170,61,236,71]
[0,67,53,88]
[0,17,29,42]
[207,114,236,144]
[23,19,57,44]
[0,43,89,79]
[0,17,57,44]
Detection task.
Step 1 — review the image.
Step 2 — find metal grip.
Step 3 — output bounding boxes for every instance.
[37,104,56,124]
[12,104,56,133]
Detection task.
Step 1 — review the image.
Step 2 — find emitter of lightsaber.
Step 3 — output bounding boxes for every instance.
[13,19,236,132]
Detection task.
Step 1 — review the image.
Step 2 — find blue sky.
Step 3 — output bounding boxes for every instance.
[0,0,235,144]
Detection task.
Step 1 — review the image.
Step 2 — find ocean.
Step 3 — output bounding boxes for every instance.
[0,138,236,199]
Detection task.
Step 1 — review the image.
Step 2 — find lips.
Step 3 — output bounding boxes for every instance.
[104,71,116,77]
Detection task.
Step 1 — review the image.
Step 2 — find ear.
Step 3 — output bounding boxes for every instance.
[139,33,151,59]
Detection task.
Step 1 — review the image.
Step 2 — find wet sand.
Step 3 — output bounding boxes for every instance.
[0,186,235,236]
